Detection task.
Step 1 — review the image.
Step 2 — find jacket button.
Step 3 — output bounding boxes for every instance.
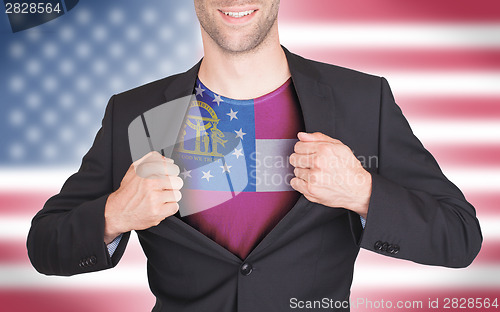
[381,242,388,252]
[240,263,253,276]
[392,245,400,254]
[374,241,383,251]
[387,244,395,253]
[89,256,97,265]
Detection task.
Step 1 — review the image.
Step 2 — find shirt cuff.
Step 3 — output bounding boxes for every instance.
[106,234,123,257]
[360,216,366,229]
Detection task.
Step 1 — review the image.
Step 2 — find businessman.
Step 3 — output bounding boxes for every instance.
[28,1,482,311]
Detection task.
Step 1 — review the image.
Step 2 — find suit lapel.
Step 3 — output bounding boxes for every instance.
[284,47,337,137]
[163,60,201,101]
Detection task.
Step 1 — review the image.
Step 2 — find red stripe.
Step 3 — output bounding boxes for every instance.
[466,193,500,216]
[293,49,500,72]
[0,192,49,215]
[424,144,500,167]
[0,241,29,265]
[0,289,498,312]
[280,0,500,22]
[350,289,500,312]
[397,97,500,120]
[0,290,154,312]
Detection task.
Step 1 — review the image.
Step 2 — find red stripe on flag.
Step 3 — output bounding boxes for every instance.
[350,289,500,312]
[291,49,500,72]
[0,241,29,265]
[280,0,500,22]
[0,290,154,312]
[425,144,500,167]
[466,193,500,216]
[398,97,500,120]
[0,289,499,312]
[0,192,49,215]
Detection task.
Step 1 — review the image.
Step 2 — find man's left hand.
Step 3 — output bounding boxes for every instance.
[289,132,372,219]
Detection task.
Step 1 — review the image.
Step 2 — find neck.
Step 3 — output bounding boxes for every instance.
[198,24,290,100]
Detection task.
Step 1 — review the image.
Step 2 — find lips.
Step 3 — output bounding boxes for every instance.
[217,6,259,24]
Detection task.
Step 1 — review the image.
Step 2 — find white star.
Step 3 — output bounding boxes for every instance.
[235,128,246,140]
[201,170,214,182]
[181,168,192,179]
[227,109,238,121]
[220,163,232,173]
[232,148,244,159]
[213,94,223,106]
[195,84,205,97]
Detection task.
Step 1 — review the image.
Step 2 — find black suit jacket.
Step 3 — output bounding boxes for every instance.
[27,47,482,311]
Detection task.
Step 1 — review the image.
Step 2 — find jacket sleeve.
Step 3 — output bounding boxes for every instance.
[27,95,130,276]
[357,77,482,268]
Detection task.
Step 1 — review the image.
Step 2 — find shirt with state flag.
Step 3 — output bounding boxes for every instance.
[170,78,305,259]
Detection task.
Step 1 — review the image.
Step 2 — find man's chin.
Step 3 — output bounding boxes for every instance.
[215,34,269,55]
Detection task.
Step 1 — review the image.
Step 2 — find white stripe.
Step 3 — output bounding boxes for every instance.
[0,265,148,290]
[0,233,148,290]
[2,216,499,242]
[410,120,500,145]
[0,261,498,289]
[280,23,500,49]
[440,168,500,193]
[353,264,500,288]
[355,265,500,288]
[0,167,76,191]
[385,72,500,96]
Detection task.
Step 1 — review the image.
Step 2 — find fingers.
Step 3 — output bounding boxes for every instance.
[293,141,317,155]
[290,177,317,202]
[294,138,345,154]
[135,160,180,178]
[294,167,326,186]
[289,153,318,169]
[133,151,174,169]
[157,189,182,203]
[297,132,342,144]
[162,202,180,216]
[159,176,184,190]
[293,167,311,182]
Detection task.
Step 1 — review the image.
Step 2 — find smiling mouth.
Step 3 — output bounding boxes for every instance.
[220,10,256,18]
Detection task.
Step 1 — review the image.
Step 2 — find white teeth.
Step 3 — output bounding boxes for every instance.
[222,10,255,18]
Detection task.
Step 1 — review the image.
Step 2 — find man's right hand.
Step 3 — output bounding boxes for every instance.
[104,151,183,244]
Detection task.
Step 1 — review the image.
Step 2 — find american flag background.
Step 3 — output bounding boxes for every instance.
[1,0,499,311]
